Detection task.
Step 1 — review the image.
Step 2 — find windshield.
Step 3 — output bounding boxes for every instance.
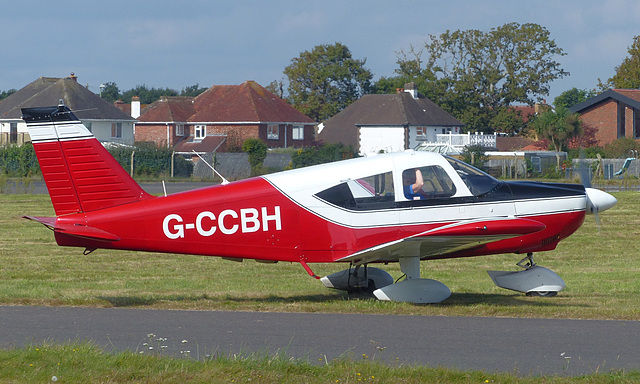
[445,156,500,196]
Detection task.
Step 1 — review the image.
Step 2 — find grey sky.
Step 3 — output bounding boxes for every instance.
[1,0,638,104]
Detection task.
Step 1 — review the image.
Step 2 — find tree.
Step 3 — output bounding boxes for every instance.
[600,36,640,89]
[266,79,286,99]
[121,85,179,104]
[0,88,16,101]
[284,42,373,121]
[372,46,444,99]
[554,88,595,109]
[387,23,568,133]
[180,84,208,97]
[532,107,582,167]
[99,82,120,102]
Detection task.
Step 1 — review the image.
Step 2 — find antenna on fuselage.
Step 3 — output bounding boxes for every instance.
[191,150,230,185]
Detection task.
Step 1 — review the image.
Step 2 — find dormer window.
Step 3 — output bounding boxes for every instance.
[194,125,206,141]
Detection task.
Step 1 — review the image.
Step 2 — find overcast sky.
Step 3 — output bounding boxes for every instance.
[1,0,638,104]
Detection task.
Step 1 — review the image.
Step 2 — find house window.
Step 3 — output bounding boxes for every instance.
[267,124,279,140]
[111,123,122,138]
[10,123,17,144]
[292,125,304,140]
[416,126,427,140]
[635,109,640,139]
[176,124,184,136]
[194,125,206,141]
[618,103,626,138]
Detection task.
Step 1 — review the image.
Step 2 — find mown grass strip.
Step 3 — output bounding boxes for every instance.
[0,341,639,383]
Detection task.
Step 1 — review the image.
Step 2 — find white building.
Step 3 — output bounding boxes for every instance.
[0,74,135,146]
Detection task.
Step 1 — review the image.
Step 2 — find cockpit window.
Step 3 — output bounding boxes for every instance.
[315,171,394,209]
[402,166,456,200]
[445,156,500,196]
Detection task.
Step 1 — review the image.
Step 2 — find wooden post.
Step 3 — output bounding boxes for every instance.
[130,150,135,177]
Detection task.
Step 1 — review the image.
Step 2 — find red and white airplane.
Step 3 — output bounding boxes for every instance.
[21,103,617,303]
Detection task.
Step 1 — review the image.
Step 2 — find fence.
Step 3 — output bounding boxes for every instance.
[436,133,497,149]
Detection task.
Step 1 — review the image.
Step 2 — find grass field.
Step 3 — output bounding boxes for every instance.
[1,192,639,382]
[0,192,638,319]
[3,341,640,384]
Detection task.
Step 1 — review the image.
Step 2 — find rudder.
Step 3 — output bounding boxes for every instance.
[22,102,154,215]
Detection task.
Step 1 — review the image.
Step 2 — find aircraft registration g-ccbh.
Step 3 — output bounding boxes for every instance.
[21,102,617,303]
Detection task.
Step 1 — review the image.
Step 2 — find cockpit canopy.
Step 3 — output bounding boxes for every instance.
[314,154,500,210]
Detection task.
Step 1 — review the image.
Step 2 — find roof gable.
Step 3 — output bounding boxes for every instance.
[0,76,135,121]
[318,92,463,147]
[354,93,463,127]
[569,89,640,114]
[190,81,315,124]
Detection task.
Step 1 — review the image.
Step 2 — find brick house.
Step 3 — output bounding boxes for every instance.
[0,74,136,145]
[135,81,316,152]
[135,96,196,148]
[569,89,640,146]
[318,84,463,156]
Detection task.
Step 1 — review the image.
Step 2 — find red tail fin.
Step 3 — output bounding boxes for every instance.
[22,103,154,215]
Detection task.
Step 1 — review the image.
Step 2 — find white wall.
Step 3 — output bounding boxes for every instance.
[86,120,135,145]
[359,127,405,156]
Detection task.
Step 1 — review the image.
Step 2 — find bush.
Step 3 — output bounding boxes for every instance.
[108,143,193,178]
[602,138,640,159]
[0,143,39,177]
[242,138,267,168]
[291,143,357,168]
[460,145,489,170]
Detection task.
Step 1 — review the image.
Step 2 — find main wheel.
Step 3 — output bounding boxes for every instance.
[526,291,558,297]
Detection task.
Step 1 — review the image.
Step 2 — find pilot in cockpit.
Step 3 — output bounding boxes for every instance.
[403,168,424,200]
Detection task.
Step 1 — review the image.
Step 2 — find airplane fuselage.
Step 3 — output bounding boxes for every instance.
[52,175,587,263]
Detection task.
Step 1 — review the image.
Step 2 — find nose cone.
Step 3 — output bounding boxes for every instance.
[585,188,617,214]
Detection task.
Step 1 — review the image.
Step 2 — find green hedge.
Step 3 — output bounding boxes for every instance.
[0,142,193,178]
[108,143,193,178]
[291,143,358,168]
[0,143,39,177]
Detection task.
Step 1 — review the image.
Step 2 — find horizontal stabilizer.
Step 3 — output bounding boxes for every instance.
[23,215,120,242]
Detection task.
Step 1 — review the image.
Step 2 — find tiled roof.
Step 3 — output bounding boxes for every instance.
[0,75,135,121]
[318,92,463,147]
[173,135,227,153]
[138,96,195,122]
[190,81,315,124]
[496,136,535,151]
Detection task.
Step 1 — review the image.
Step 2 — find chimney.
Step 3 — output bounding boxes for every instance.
[404,82,418,99]
[69,72,78,82]
[131,96,141,119]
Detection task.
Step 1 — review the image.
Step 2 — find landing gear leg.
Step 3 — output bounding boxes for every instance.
[487,253,565,296]
[516,253,536,269]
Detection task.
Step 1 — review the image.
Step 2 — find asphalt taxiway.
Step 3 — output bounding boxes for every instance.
[0,305,638,376]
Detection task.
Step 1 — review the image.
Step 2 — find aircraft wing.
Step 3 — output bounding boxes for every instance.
[340,217,546,264]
